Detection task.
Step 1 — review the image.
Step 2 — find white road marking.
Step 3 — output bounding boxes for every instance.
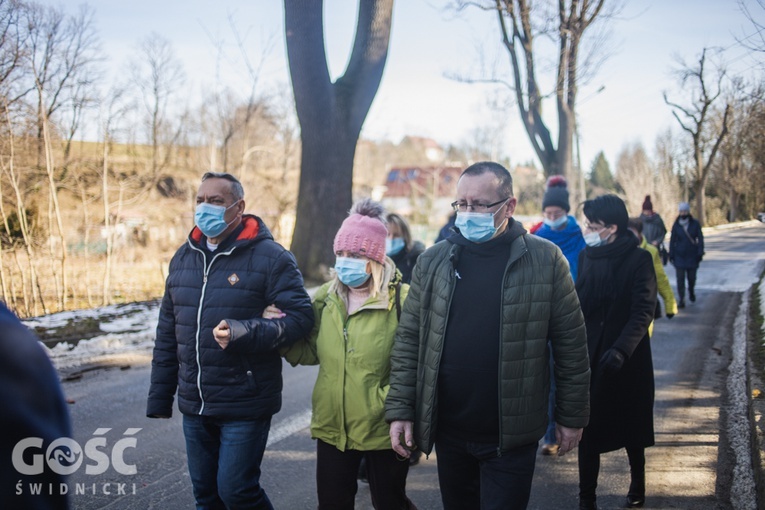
[267,408,312,447]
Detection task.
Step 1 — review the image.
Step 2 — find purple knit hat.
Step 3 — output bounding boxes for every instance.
[333,198,388,264]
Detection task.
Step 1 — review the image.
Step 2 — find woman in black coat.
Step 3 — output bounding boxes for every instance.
[669,202,704,308]
[385,213,425,284]
[576,195,658,510]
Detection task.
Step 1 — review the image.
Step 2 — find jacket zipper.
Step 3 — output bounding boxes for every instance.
[188,240,237,415]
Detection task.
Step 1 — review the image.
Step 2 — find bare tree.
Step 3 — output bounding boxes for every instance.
[664,49,731,226]
[0,0,26,104]
[457,0,611,179]
[130,32,185,181]
[0,99,45,315]
[614,142,654,214]
[715,79,764,221]
[24,2,101,164]
[284,0,394,282]
[737,0,765,62]
[98,85,133,305]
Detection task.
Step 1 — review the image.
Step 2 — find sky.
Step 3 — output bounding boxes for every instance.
[37,0,762,174]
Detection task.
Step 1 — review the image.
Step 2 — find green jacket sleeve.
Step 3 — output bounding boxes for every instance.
[281,285,328,366]
[385,264,421,423]
[548,248,591,429]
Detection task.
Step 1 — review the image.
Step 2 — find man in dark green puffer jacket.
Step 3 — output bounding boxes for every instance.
[385,162,590,510]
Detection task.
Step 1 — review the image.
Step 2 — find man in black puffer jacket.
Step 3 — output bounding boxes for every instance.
[147,172,313,510]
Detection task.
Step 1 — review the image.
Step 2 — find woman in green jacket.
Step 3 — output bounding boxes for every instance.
[266,198,415,510]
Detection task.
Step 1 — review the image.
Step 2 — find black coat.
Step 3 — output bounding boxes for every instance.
[669,216,704,269]
[147,215,314,420]
[1,303,70,509]
[576,235,657,453]
[389,241,425,284]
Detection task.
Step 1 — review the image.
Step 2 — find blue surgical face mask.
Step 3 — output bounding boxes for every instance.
[455,202,507,243]
[543,215,568,229]
[386,237,405,256]
[335,256,371,288]
[195,200,240,238]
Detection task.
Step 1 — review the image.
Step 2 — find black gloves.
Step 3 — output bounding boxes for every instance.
[598,348,626,378]
[666,313,675,319]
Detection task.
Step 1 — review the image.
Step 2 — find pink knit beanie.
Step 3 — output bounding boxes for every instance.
[333,198,388,264]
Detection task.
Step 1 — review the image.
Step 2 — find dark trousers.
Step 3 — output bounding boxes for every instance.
[183,414,273,510]
[578,440,645,502]
[316,439,415,510]
[435,433,537,510]
[675,267,698,300]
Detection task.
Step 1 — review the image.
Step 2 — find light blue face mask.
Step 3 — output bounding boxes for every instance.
[335,256,371,288]
[543,215,568,230]
[386,237,405,256]
[195,200,240,238]
[455,203,507,243]
[584,230,612,247]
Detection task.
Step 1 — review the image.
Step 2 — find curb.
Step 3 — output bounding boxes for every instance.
[728,289,758,509]
[703,219,763,235]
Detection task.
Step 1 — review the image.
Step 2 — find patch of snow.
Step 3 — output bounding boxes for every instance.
[23,302,160,371]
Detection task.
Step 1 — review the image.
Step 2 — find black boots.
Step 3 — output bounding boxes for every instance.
[626,474,645,508]
[689,289,696,302]
[678,299,685,308]
[579,498,597,510]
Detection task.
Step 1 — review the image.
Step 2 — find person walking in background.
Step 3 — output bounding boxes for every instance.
[1,302,71,510]
[385,213,425,284]
[434,212,456,243]
[147,172,314,510]
[271,198,416,510]
[638,195,667,249]
[533,175,586,456]
[576,195,657,510]
[669,202,704,308]
[628,217,678,331]
[386,161,590,510]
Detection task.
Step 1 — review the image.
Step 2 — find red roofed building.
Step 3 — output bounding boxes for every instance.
[381,166,462,225]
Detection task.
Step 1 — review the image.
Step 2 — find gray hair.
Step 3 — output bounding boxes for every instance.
[201,172,244,201]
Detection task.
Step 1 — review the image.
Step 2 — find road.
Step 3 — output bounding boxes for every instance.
[57,223,765,509]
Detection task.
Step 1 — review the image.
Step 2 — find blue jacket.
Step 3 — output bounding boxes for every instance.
[147,215,314,420]
[534,215,587,280]
[669,216,704,270]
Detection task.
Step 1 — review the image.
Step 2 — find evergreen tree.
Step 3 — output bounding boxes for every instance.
[590,151,615,190]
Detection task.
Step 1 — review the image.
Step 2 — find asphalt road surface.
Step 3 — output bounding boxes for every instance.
[57,223,765,509]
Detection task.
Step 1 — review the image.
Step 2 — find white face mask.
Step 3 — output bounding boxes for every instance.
[584,229,612,247]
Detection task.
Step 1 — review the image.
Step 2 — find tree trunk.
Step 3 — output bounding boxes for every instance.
[695,180,706,227]
[42,112,68,309]
[102,138,113,305]
[285,0,393,283]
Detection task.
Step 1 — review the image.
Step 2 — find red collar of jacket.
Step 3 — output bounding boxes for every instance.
[190,215,261,244]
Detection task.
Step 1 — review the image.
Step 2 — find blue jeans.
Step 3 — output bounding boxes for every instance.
[435,432,537,510]
[183,414,273,510]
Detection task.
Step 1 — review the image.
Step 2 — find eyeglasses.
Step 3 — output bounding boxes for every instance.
[543,211,566,220]
[451,198,509,213]
[583,222,607,232]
